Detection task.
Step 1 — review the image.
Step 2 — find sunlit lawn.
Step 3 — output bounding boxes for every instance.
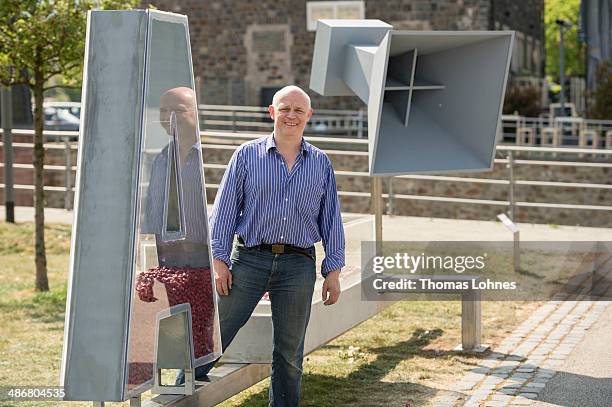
[0,222,540,406]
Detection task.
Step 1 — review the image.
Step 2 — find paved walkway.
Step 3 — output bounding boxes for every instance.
[0,205,74,224]
[533,303,612,407]
[437,252,612,407]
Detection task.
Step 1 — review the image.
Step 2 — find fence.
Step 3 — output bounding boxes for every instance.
[200,105,612,149]
[199,104,367,138]
[2,129,612,226]
[499,114,612,149]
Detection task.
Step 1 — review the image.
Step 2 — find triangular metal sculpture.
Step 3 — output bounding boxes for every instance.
[60,10,221,402]
[310,20,514,175]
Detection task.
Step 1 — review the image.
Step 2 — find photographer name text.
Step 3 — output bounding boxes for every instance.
[373,277,517,291]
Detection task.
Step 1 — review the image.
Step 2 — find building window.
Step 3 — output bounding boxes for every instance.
[252,31,286,53]
[306,1,365,31]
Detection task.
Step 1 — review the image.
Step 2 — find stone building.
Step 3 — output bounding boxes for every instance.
[147,0,544,109]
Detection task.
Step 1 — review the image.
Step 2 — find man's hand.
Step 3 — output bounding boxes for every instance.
[213,259,232,295]
[322,269,341,305]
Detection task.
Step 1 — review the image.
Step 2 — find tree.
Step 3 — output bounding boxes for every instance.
[545,0,584,78]
[588,61,612,119]
[503,84,542,117]
[0,0,138,291]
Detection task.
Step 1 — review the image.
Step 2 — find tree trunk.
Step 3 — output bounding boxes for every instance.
[33,74,48,292]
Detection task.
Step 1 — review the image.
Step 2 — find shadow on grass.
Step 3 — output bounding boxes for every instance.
[0,287,66,324]
[227,328,458,407]
[516,267,544,279]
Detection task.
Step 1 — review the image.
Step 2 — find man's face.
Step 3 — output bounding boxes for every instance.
[268,90,312,139]
[159,89,197,140]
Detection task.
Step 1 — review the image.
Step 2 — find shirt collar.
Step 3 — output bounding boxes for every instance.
[162,141,200,158]
[266,133,309,156]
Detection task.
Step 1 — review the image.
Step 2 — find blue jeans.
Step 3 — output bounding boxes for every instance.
[177,243,316,407]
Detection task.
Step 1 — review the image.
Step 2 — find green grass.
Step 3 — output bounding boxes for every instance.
[0,222,74,407]
[220,300,539,407]
[0,222,539,407]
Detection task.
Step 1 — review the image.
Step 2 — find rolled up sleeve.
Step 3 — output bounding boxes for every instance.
[209,148,245,267]
[318,159,345,277]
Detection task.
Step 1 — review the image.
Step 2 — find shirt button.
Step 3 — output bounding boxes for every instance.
[280,236,284,239]
[284,197,288,202]
[283,217,286,221]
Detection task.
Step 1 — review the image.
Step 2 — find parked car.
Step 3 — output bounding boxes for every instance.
[44,101,81,119]
[42,101,81,140]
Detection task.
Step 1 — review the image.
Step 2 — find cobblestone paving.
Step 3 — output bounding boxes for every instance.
[437,255,612,407]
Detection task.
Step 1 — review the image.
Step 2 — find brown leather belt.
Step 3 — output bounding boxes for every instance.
[237,236,315,260]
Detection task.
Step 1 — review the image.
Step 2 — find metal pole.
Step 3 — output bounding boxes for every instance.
[371,176,383,255]
[513,228,520,273]
[461,289,482,351]
[357,108,364,139]
[507,151,515,220]
[1,85,15,223]
[559,25,566,114]
[194,76,202,105]
[64,137,73,210]
[386,176,394,216]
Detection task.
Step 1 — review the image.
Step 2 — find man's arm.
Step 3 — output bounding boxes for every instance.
[142,151,167,235]
[209,148,245,294]
[318,159,345,305]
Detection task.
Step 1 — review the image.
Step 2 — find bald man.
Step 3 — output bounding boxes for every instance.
[159,87,199,164]
[196,85,346,406]
[142,86,209,262]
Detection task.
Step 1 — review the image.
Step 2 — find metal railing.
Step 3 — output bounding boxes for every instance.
[199,106,612,148]
[499,114,612,148]
[1,129,612,220]
[199,104,367,138]
[14,100,612,148]
[200,132,612,219]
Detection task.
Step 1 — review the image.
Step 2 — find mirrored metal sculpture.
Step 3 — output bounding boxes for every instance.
[60,10,221,402]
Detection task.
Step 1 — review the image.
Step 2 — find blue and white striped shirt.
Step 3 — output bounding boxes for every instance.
[143,143,208,243]
[209,133,345,276]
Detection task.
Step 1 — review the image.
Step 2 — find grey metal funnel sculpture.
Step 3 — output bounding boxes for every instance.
[310,20,514,175]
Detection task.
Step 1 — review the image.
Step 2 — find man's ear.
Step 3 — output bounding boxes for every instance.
[307,108,313,120]
[268,105,275,120]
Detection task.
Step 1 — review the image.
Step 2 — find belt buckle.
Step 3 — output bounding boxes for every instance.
[271,244,285,254]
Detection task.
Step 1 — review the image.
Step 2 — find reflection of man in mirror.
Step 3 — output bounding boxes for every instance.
[136,87,215,368]
[143,86,208,265]
[159,87,199,159]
